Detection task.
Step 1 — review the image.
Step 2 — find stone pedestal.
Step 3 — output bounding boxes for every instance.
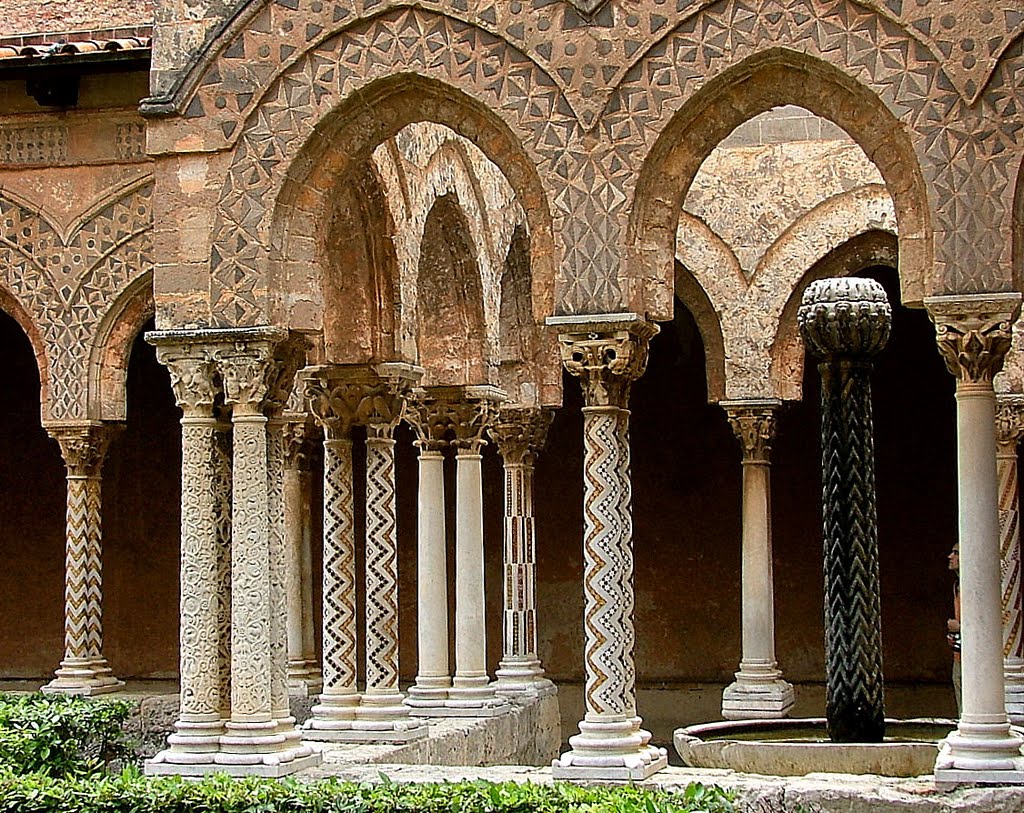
[996,396,1024,724]
[926,294,1024,784]
[43,423,124,696]
[490,408,556,698]
[547,314,667,780]
[720,400,794,720]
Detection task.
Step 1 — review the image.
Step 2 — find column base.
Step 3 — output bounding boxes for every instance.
[42,658,124,696]
[552,717,668,780]
[151,717,225,762]
[405,677,451,708]
[721,675,795,720]
[287,662,324,697]
[304,689,360,736]
[337,691,430,741]
[146,748,321,778]
[1006,660,1024,724]
[935,722,1024,778]
[494,660,557,698]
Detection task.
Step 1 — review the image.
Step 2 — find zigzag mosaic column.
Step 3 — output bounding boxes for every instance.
[44,423,123,696]
[448,388,508,714]
[548,314,667,781]
[926,294,1024,782]
[282,418,322,696]
[799,278,890,743]
[354,364,426,740]
[996,396,1024,723]
[490,407,556,697]
[720,400,794,720]
[405,394,454,713]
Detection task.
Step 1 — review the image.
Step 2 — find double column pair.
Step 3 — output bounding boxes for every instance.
[301,364,428,742]
[145,327,318,777]
[404,386,510,716]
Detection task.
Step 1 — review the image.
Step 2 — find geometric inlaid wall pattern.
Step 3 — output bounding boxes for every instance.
[169,0,1024,321]
[0,181,154,420]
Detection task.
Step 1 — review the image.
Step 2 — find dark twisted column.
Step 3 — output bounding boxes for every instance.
[798,278,890,743]
[996,396,1024,723]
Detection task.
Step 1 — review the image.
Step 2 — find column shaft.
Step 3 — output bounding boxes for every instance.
[996,398,1024,722]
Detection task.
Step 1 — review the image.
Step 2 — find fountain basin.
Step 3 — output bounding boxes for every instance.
[674,718,956,777]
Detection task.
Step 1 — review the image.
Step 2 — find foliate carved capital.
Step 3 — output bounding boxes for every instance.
[48,422,121,477]
[280,417,319,469]
[798,278,891,361]
[301,363,422,441]
[722,400,780,463]
[264,335,311,417]
[219,349,275,411]
[489,407,554,466]
[996,395,1024,449]
[405,385,506,453]
[549,315,659,408]
[924,294,1022,385]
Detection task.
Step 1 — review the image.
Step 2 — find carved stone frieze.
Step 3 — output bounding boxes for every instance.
[489,407,554,466]
[549,315,659,408]
[924,294,1022,385]
[722,400,781,464]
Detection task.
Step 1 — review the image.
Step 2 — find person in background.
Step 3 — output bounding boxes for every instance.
[947,543,961,716]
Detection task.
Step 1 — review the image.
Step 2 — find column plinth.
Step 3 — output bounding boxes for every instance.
[43,422,124,696]
[547,314,667,780]
[926,294,1024,784]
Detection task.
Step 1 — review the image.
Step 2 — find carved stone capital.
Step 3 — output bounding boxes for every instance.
[489,407,554,466]
[153,346,219,415]
[547,314,659,408]
[996,395,1024,449]
[265,335,311,417]
[798,278,891,361]
[280,417,319,470]
[721,399,781,463]
[405,385,505,453]
[47,422,121,478]
[924,293,1022,385]
[301,363,422,441]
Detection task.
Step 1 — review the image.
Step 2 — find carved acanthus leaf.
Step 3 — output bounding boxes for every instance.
[49,423,120,477]
[556,322,658,408]
[724,404,779,463]
[489,407,554,465]
[925,294,1021,385]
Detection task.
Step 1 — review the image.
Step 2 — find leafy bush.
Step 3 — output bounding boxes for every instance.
[0,772,734,813]
[0,693,136,777]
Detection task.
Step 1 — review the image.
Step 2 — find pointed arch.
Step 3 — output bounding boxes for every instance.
[0,286,50,421]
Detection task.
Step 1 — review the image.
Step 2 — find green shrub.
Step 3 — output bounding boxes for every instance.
[0,693,136,777]
[0,772,734,813]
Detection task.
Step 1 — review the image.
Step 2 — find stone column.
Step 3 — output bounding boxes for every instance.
[301,367,367,739]
[447,387,508,714]
[996,395,1024,723]
[489,407,556,697]
[282,418,322,696]
[926,293,1024,782]
[800,278,890,743]
[145,348,224,764]
[405,395,453,713]
[43,422,124,696]
[720,399,794,720]
[353,364,427,741]
[548,313,667,781]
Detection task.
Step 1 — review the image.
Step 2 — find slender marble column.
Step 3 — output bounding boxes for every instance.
[490,407,556,697]
[146,350,223,764]
[926,294,1024,783]
[353,364,427,740]
[282,418,322,696]
[995,396,1024,722]
[548,314,667,780]
[447,389,507,714]
[720,400,794,720]
[405,396,454,711]
[44,422,124,696]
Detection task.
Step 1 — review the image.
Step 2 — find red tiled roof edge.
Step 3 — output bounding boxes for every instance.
[0,25,153,48]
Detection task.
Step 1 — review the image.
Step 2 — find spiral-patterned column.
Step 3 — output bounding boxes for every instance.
[490,408,555,697]
[995,396,1024,723]
[44,423,123,696]
[550,316,666,780]
[926,293,1024,779]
